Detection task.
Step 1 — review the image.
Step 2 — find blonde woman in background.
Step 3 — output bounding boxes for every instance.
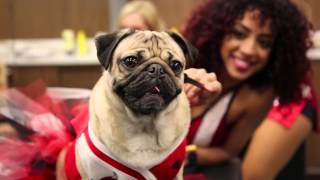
[118,0,166,31]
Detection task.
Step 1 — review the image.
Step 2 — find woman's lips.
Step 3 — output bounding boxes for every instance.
[232,55,252,72]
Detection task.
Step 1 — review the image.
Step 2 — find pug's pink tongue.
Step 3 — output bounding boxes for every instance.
[151,86,160,94]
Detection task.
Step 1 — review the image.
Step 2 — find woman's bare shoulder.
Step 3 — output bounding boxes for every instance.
[226,85,274,123]
[234,85,275,118]
[240,85,274,105]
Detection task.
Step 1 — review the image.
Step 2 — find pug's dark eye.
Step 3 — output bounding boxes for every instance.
[122,56,138,68]
[170,60,183,74]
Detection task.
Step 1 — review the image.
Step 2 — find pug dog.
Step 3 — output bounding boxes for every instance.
[57,29,198,180]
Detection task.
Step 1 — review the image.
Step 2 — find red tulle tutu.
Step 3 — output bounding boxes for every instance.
[0,80,90,179]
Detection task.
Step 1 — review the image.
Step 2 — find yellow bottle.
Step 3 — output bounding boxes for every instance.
[76,30,88,57]
[62,29,75,55]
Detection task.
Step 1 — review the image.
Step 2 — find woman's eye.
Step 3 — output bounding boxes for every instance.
[231,29,247,39]
[170,60,183,74]
[258,38,273,49]
[122,56,138,68]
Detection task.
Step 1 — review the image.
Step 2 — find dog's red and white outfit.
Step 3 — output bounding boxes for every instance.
[64,123,186,180]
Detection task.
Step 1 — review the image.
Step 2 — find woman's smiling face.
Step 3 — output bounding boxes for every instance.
[220,9,274,81]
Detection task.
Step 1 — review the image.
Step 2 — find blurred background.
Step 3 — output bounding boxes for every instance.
[0,0,319,179]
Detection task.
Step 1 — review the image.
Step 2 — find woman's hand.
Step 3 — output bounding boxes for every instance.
[184,68,222,107]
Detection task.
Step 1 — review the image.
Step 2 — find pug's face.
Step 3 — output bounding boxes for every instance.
[96,30,197,115]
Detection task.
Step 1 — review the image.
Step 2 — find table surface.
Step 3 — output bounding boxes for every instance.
[0,38,100,66]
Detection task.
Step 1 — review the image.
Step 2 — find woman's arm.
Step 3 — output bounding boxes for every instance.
[242,115,312,180]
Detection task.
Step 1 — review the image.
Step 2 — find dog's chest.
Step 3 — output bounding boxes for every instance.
[64,127,186,180]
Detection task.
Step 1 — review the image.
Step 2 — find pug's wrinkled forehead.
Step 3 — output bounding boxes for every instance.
[95,29,197,74]
[113,31,186,66]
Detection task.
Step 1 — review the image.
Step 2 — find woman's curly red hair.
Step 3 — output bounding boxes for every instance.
[183,0,313,104]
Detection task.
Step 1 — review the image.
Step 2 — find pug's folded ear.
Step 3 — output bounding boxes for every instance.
[95,29,135,70]
[167,31,198,68]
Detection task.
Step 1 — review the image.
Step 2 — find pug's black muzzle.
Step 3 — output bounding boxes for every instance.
[115,63,182,115]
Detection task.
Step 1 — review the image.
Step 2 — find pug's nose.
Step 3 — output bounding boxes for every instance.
[147,64,165,77]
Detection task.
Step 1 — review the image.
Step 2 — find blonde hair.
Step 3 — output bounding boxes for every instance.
[118,0,166,31]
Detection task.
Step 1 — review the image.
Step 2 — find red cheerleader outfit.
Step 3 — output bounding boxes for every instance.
[187,82,319,147]
[64,123,186,180]
[267,83,318,131]
[187,91,235,146]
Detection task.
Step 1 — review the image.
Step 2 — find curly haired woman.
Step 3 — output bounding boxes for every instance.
[182,0,318,179]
